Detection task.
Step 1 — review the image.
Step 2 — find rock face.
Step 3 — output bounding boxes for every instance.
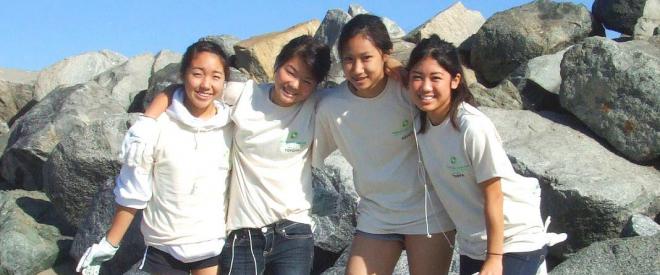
[33,50,127,101]
[468,0,603,85]
[0,190,70,275]
[199,34,240,63]
[315,9,352,86]
[621,214,660,237]
[347,4,406,40]
[151,50,182,75]
[0,80,35,125]
[560,37,659,163]
[469,79,523,109]
[0,82,125,191]
[508,48,569,111]
[142,63,181,110]
[403,2,485,46]
[234,20,320,83]
[550,235,660,274]
[42,114,130,228]
[593,0,660,39]
[71,179,145,275]
[311,151,358,253]
[481,107,660,257]
[0,67,37,84]
[93,54,155,110]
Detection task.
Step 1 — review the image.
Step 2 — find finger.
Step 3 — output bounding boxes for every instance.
[76,247,92,272]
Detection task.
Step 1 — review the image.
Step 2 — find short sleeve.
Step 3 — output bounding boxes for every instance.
[311,105,338,168]
[463,117,513,184]
[222,81,247,106]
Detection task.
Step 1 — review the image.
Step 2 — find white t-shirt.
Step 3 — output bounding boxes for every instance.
[418,103,546,260]
[115,88,232,262]
[225,80,316,230]
[313,78,454,234]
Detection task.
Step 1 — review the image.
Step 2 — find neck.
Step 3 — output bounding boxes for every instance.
[350,76,388,98]
[427,104,451,126]
[183,98,216,119]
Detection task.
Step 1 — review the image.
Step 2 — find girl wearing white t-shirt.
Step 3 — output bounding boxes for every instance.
[76,41,233,275]
[145,35,331,275]
[312,14,456,275]
[406,34,565,275]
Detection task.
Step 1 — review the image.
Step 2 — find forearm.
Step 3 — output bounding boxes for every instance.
[105,205,138,247]
[482,178,504,257]
[144,85,177,118]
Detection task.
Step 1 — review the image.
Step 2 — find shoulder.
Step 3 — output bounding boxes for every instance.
[457,103,496,136]
[315,83,349,111]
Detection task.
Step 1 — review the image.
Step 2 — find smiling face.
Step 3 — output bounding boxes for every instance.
[408,56,461,125]
[271,54,317,107]
[183,51,225,118]
[341,34,389,98]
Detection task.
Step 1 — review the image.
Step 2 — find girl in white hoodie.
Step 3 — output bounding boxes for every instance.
[76,40,233,275]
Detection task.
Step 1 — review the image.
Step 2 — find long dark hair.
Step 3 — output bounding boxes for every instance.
[338,14,393,57]
[406,34,475,133]
[180,40,230,79]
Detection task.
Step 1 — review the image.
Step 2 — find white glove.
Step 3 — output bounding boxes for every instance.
[75,237,119,273]
[543,216,567,246]
[120,115,158,167]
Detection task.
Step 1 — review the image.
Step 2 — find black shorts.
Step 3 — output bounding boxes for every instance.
[139,246,220,274]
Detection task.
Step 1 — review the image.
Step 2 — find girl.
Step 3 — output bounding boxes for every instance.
[76,41,233,275]
[406,34,558,275]
[144,35,331,275]
[312,14,456,275]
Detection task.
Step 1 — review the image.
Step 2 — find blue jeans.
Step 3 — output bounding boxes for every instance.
[220,220,314,275]
[459,246,547,275]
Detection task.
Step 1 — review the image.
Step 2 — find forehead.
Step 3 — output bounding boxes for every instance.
[281,54,314,78]
[342,34,381,54]
[189,51,224,69]
[412,57,449,73]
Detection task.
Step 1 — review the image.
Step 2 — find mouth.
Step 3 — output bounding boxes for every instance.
[279,86,297,99]
[195,90,214,99]
[351,75,368,85]
[417,94,436,103]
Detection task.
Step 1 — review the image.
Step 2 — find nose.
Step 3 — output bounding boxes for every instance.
[200,76,212,90]
[351,60,364,75]
[422,78,432,92]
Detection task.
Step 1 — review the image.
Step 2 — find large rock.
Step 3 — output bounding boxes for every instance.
[142,62,181,110]
[593,0,660,38]
[0,190,70,275]
[467,0,603,85]
[199,34,240,63]
[0,82,125,190]
[0,67,37,84]
[315,9,352,86]
[71,179,145,275]
[403,2,485,46]
[151,50,182,75]
[560,37,659,163]
[93,54,155,110]
[43,114,131,228]
[33,50,127,101]
[508,48,570,111]
[481,107,660,257]
[347,4,406,40]
[621,214,660,237]
[311,151,358,253]
[550,235,660,274]
[234,20,320,83]
[469,79,523,109]
[0,80,34,124]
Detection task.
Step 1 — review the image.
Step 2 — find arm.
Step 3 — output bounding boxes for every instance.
[144,84,178,118]
[480,177,504,275]
[311,107,338,168]
[384,57,407,84]
[105,205,138,247]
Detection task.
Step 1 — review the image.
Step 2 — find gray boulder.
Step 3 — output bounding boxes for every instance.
[0,190,70,275]
[312,151,358,253]
[467,0,603,85]
[622,214,660,237]
[93,54,155,110]
[199,34,240,62]
[151,50,182,75]
[142,62,181,110]
[0,67,37,84]
[481,107,660,257]
[0,82,124,190]
[71,179,145,275]
[550,235,660,275]
[314,9,352,86]
[593,0,660,39]
[347,4,406,39]
[42,114,131,228]
[0,80,35,125]
[33,50,127,101]
[403,2,485,46]
[469,79,524,109]
[508,48,570,111]
[560,37,659,163]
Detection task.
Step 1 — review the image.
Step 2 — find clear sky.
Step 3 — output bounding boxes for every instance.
[2,0,597,71]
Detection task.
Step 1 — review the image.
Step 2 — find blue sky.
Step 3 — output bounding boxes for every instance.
[2,0,597,71]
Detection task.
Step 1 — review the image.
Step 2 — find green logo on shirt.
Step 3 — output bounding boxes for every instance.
[289,131,298,140]
[391,119,413,139]
[447,155,469,177]
[282,130,307,153]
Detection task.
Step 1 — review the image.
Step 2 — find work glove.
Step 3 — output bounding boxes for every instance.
[75,237,119,274]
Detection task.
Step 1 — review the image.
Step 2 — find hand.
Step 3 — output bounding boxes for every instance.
[479,256,503,275]
[120,115,158,167]
[75,237,119,273]
[384,58,407,84]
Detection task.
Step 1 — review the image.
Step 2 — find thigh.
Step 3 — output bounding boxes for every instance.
[503,247,547,275]
[405,230,456,275]
[140,247,189,275]
[459,255,483,275]
[265,221,314,275]
[192,265,218,275]
[220,230,266,275]
[346,234,404,275]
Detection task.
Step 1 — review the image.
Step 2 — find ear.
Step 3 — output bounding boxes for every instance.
[451,73,461,90]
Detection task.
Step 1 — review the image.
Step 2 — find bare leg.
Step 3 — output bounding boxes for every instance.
[192,265,219,275]
[405,231,456,275]
[345,234,404,275]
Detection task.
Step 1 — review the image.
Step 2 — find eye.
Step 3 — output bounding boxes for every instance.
[213,75,223,81]
[342,56,354,63]
[411,75,423,80]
